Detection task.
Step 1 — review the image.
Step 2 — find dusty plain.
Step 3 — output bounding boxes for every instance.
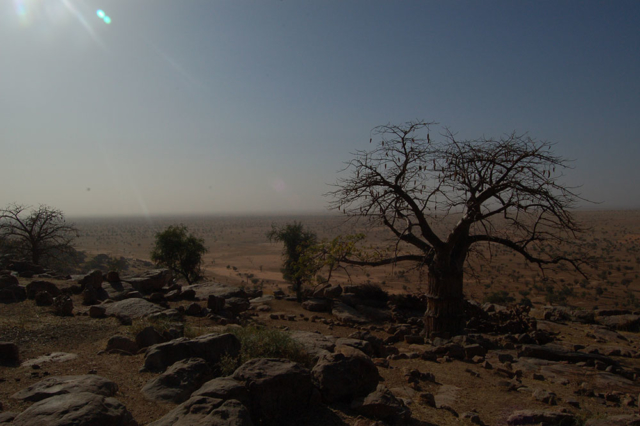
[1,209,640,425]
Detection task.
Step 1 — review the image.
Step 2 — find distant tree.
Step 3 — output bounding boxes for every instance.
[0,204,78,266]
[267,222,317,302]
[151,225,207,284]
[325,121,590,337]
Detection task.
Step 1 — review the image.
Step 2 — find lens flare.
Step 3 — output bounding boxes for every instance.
[96,9,105,19]
[103,16,111,24]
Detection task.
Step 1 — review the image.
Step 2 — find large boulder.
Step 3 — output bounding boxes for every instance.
[184,283,248,300]
[289,331,336,363]
[12,392,136,426]
[135,326,166,349]
[142,358,213,403]
[12,375,118,402]
[601,315,640,331]
[105,336,139,355]
[123,269,172,293]
[351,385,411,423]
[25,281,61,299]
[311,346,380,403]
[142,333,240,372]
[232,358,314,424]
[148,397,253,426]
[302,298,332,313]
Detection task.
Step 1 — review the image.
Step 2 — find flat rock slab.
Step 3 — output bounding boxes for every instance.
[104,298,164,319]
[102,281,136,301]
[601,315,640,331]
[12,392,136,426]
[183,283,248,300]
[12,375,118,402]
[21,352,78,368]
[148,397,253,426]
[507,409,575,425]
[192,377,250,406]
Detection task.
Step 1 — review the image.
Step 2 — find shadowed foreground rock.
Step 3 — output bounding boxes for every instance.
[232,358,314,425]
[506,409,575,425]
[12,375,118,402]
[12,392,136,426]
[148,397,253,426]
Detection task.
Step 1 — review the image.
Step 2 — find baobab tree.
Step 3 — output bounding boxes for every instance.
[0,204,78,266]
[326,121,589,337]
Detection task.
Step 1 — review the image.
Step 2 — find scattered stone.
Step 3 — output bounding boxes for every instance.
[0,342,19,365]
[332,301,370,324]
[0,284,27,303]
[12,392,135,426]
[185,302,203,316]
[12,375,118,402]
[419,392,436,407]
[142,358,213,403]
[77,270,104,290]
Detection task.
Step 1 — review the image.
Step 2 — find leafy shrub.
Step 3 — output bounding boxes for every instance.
[219,326,311,375]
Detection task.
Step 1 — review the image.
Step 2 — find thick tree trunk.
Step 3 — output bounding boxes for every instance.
[423,261,465,338]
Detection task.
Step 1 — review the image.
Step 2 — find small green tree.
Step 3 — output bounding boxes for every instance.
[151,225,207,284]
[267,221,317,302]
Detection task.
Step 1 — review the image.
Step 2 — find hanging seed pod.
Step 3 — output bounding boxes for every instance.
[369,138,372,143]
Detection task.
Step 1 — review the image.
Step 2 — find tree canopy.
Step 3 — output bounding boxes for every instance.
[151,225,207,284]
[323,121,590,336]
[0,204,78,267]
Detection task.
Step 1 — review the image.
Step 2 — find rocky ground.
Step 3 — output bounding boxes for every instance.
[2,263,640,425]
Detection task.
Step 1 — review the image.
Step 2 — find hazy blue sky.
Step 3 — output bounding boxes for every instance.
[1,1,639,217]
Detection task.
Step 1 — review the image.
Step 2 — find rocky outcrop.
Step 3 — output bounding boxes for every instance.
[142,333,241,372]
[123,269,172,293]
[104,298,164,319]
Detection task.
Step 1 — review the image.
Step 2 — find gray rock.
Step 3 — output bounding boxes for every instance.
[192,377,250,406]
[21,352,77,368]
[142,358,213,403]
[289,330,336,363]
[184,283,248,300]
[77,270,104,290]
[0,341,19,365]
[225,297,250,315]
[0,412,18,423]
[104,298,164,319]
[12,392,135,426]
[232,358,313,424]
[35,291,54,306]
[12,375,118,402]
[142,333,240,372]
[312,346,380,403]
[148,397,253,426]
[518,344,618,366]
[602,315,640,331]
[335,338,374,357]
[90,305,107,318]
[532,388,557,405]
[52,295,73,316]
[0,285,26,303]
